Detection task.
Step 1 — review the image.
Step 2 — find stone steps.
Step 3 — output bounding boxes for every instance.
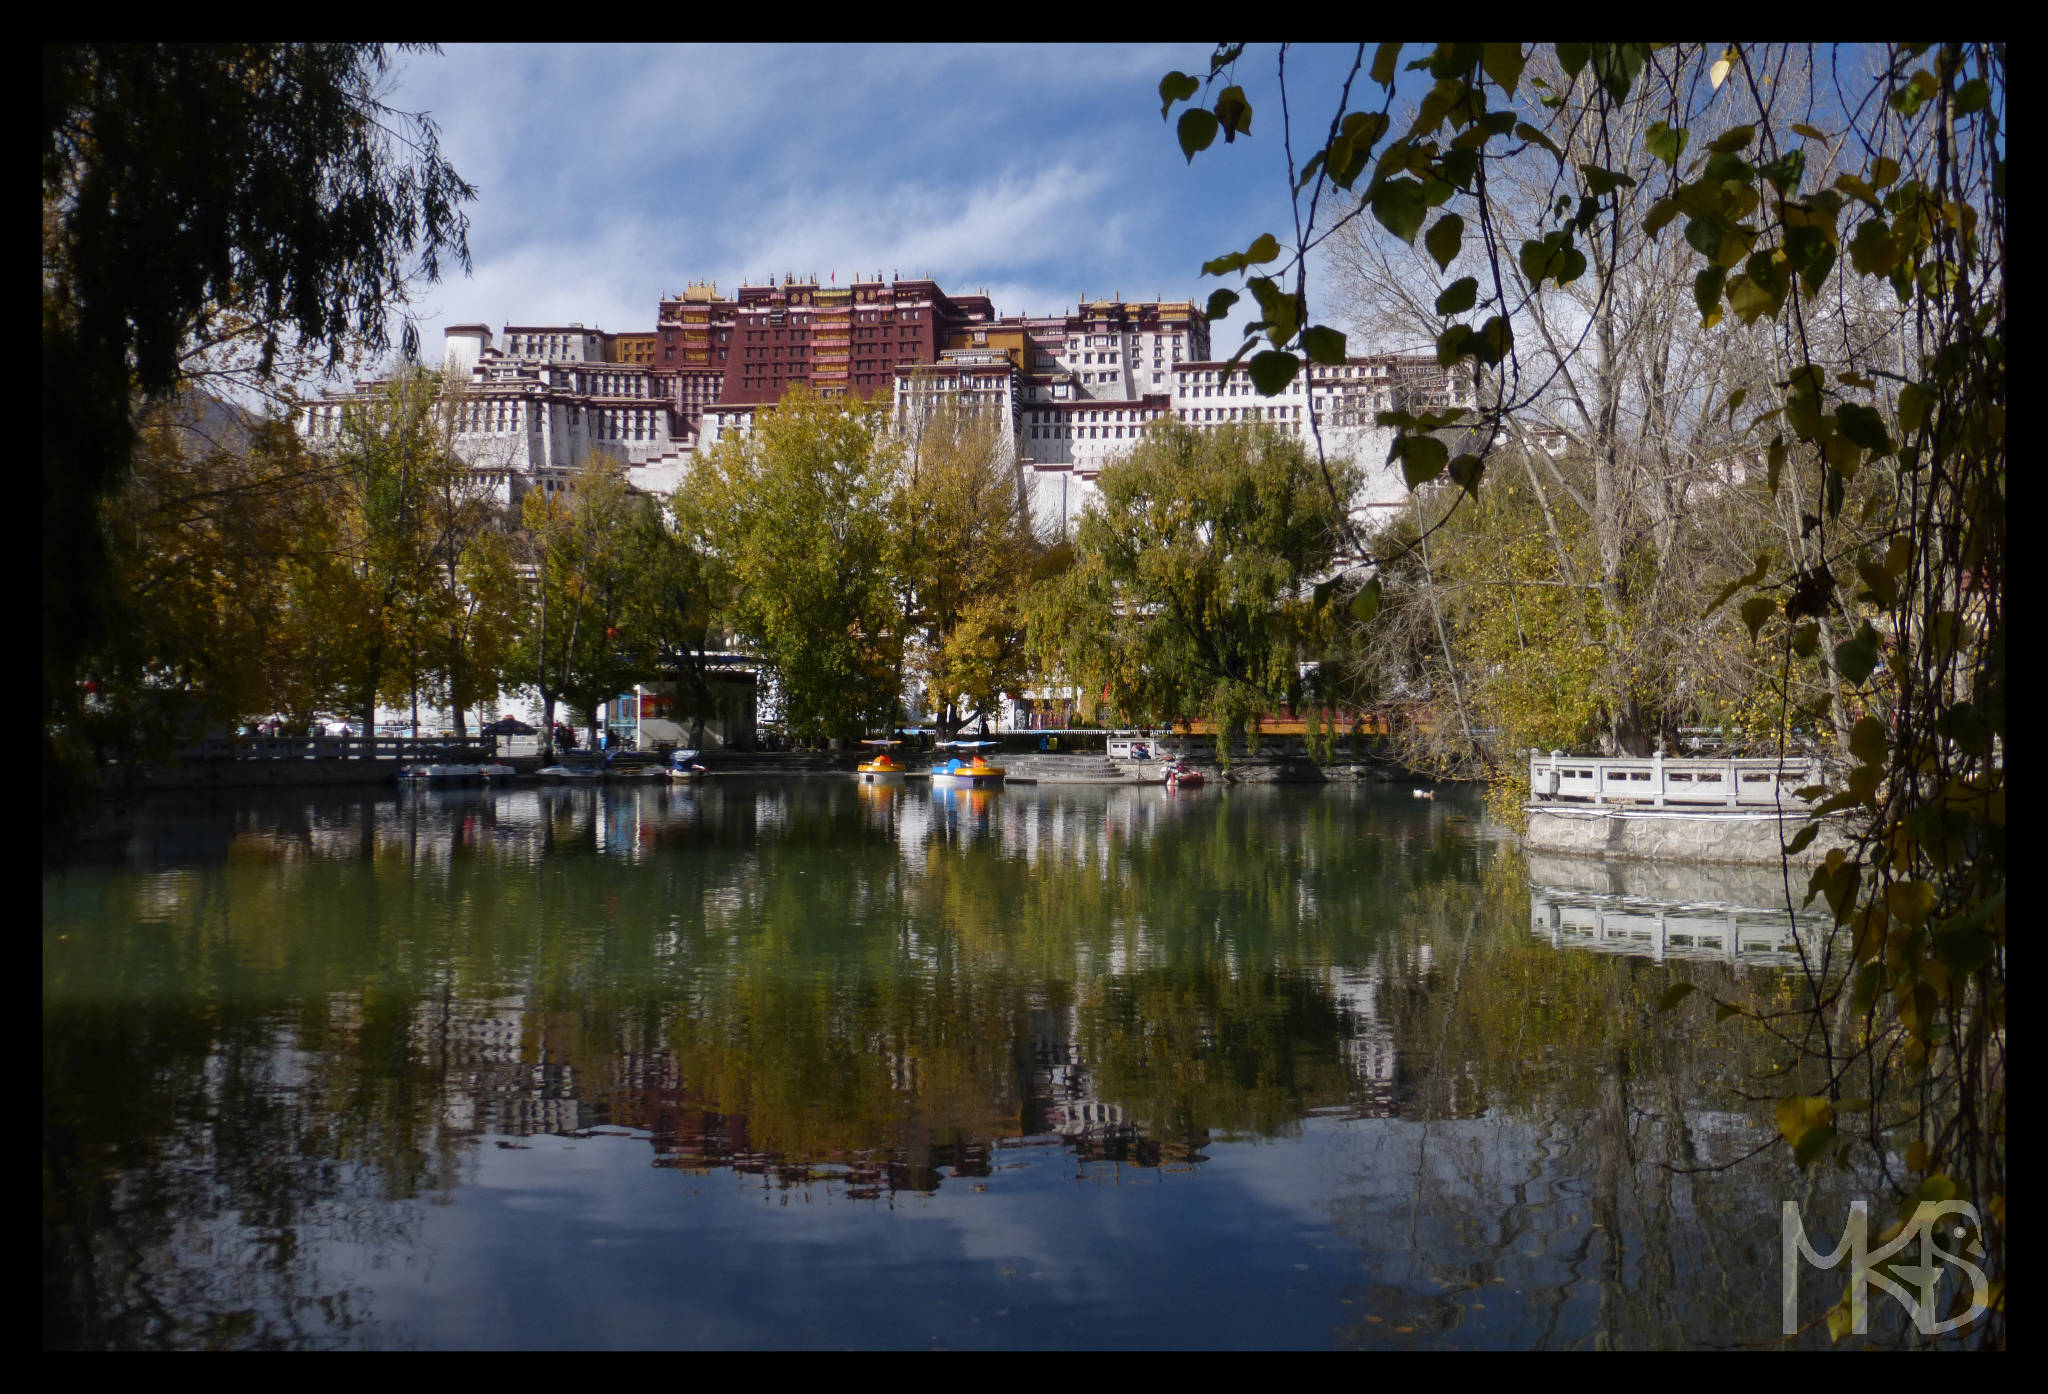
[1000,753,1142,783]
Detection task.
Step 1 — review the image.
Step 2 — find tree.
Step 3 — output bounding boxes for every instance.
[617,500,725,750]
[96,397,343,754]
[44,43,474,850]
[891,401,1041,735]
[437,529,529,738]
[517,463,654,751]
[1027,422,1355,755]
[675,388,902,742]
[322,366,497,737]
[1162,42,2004,1344]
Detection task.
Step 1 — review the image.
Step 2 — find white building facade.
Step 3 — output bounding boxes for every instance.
[301,324,694,506]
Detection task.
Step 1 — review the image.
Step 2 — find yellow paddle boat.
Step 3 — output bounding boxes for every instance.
[857,738,908,784]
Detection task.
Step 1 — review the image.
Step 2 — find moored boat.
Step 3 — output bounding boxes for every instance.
[1163,760,1204,790]
[402,763,484,784]
[928,740,1005,789]
[856,738,908,784]
[668,747,709,782]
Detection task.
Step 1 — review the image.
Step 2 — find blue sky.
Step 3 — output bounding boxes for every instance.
[379,44,1416,364]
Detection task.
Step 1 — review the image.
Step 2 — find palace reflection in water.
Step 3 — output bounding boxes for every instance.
[44,782,1886,1350]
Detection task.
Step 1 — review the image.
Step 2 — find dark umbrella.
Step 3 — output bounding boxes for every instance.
[481,717,537,735]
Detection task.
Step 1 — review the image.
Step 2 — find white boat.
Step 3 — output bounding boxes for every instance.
[478,764,517,780]
[1163,761,1204,790]
[402,763,484,783]
[928,740,1005,789]
[668,749,708,781]
[537,765,600,782]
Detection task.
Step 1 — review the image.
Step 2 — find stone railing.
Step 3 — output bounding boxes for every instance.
[176,735,498,763]
[1527,750,1820,809]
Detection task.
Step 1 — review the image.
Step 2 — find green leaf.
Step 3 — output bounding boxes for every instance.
[1834,623,1880,685]
[1424,213,1464,272]
[1556,43,1590,78]
[1791,122,1829,141]
[1435,323,1472,365]
[1759,148,1806,195]
[1214,85,1253,140]
[1370,178,1428,244]
[1178,108,1220,162]
[1645,121,1688,167]
[1714,1002,1742,1023]
[1791,621,1819,656]
[1301,325,1347,365]
[1784,823,1819,855]
[1767,435,1786,494]
[1707,124,1756,154]
[1933,924,1995,976]
[1740,594,1776,640]
[1890,69,1936,118]
[1849,715,1887,765]
[1693,266,1726,327]
[1204,288,1239,321]
[1447,453,1484,491]
[1684,215,1726,261]
[1370,42,1402,87]
[1835,402,1893,454]
[1247,350,1299,395]
[1350,576,1383,622]
[1481,43,1525,94]
[1159,70,1200,120]
[1589,43,1646,105]
[1243,232,1281,265]
[1470,315,1511,366]
[1704,150,1755,184]
[1435,277,1479,316]
[1897,381,1935,435]
[1398,435,1449,488]
[1657,982,1697,1012]
[1514,121,1563,161]
[1580,163,1635,195]
[1856,559,1898,609]
[1955,77,1991,115]
[1795,1124,1840,1169]
[1200,251,1245,277]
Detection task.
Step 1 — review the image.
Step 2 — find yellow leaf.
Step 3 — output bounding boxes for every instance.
[1775,1094,1833,1147]
[1886,879,1936,927]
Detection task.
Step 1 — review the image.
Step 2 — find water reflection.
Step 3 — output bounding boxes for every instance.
[45,784,1887,1349]
[1527,853,1833,970]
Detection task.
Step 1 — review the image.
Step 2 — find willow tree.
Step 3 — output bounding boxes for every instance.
[1027,422,1355,755]
[891,400,1041,734]
[1162,42,2004,1344]
[44,44,474,850]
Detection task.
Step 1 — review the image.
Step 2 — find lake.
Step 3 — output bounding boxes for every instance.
[43,779,1879,1349]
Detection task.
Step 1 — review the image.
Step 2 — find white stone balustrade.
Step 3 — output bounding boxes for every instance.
[1527,749,1820,809]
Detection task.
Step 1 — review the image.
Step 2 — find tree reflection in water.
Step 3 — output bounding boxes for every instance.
[45,783,1890,1349]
